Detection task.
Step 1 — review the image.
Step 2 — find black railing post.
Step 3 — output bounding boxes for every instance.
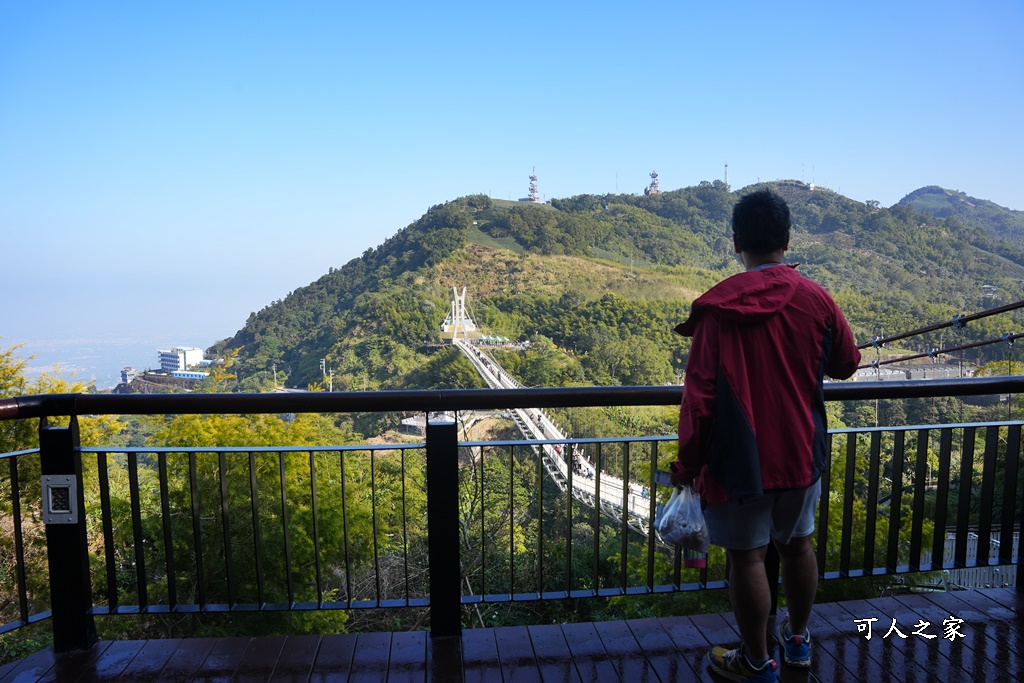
[39,416,97,653]
[426,418,461,638]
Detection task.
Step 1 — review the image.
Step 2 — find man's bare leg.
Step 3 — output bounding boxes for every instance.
[775,533,817,635]
[727,545,771,660]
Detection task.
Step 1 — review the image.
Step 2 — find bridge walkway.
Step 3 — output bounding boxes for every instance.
[452,338,652,534]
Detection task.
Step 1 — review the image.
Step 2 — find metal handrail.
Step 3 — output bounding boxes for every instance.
[3,376,1024,419]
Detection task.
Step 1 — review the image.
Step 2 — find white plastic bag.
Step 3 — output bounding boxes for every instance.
[655,485,709,553]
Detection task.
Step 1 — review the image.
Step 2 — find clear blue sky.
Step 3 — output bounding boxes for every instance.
[1,1,1022,383]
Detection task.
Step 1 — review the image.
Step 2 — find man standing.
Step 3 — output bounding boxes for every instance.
[671,189,860,682]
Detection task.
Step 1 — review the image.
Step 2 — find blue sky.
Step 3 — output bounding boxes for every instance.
[1,1,1022,385]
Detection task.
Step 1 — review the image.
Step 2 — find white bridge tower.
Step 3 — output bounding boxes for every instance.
[441,286,477,340]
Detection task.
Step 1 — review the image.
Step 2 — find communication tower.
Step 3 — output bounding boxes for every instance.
[528,167,539,202]
[725,163,729,189]
[644,170,661,196]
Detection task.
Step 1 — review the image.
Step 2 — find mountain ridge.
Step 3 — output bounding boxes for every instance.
[214,181,1024,393]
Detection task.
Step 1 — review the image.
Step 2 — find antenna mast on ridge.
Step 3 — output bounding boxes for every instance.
[528,167,539,202]
[644,170,661,196]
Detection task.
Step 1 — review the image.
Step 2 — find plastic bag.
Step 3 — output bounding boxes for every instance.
[655,485,709,554]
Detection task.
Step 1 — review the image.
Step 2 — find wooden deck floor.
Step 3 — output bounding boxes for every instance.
[0,588,1020,682]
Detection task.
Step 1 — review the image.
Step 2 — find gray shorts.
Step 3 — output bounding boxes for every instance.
[704,479,821,551]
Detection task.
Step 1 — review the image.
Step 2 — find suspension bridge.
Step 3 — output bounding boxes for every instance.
[443,288,652,535]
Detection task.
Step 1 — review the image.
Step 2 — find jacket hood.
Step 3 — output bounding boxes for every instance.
[675,264,801,337]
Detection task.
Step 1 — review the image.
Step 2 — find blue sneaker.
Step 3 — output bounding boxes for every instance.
[778,616,811,668]
[704,646,779,682]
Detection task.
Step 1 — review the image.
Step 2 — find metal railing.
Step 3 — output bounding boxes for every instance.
[1,378,1023,652]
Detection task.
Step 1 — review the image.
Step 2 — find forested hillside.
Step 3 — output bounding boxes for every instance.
[215,181,1024,399]
[899,185,1024,249]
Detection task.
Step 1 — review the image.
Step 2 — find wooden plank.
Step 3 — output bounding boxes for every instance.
[624,617,699,683]
[116,638,182,682]
[387,631,426,683]
[347,632,392,683]
[152,637,219,683]
[0,645,57,683]
[656,615,718,683]
[74,640,145,682]
[267,635,321,683]
[461,628,502,683]
[594,621,656,682]
[944,589,1024,644]
[493,626,541,682]
[526,624,581,683]
[188,636,251,683]
[308,633,357,683]
[919,590,1024,678]
[893,593,1016,682]
[425,635,462,683]
[559,622,618,682]
[840,598,940,683]
[809,601,896,683]
[865,595,970,682]
[231,636,287,683]
[35,643,112,683]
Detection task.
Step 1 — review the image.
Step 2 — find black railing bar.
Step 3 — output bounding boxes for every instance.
[77,444,424,454]
[977,426,999,566]
[127,453,149,610]
[96,453,118,613]
[9,458,29,623]
[4,387,686,418]
[646,441,659,591]
[857,298,1024,350]
[839,433,856,575]
[340,451,353,605]
[8,377,1024,420]
[564,437,572,593]
[999,425,1021,565]
[862,431,881,573]
[370,448,382,604]
[592,443,602,593]
[908,429,930,572]
[816,433,832,578]
[858,331,1024,369]
[248,452,265,607]
[507,445,515,599]
[279,452,294,606]
[188,453,206,607]
[954,427,976,568]
[157,453,177,610]
[931,429,953,576]
[536,440,544,594]
[481,439,488,599]
[309,451,323,607]
[885,430,906,573]
[403,447,411,604]
[619,442,630,591]
[218,452,234,608]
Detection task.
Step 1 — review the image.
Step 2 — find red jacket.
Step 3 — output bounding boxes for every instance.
[671,264,860,505]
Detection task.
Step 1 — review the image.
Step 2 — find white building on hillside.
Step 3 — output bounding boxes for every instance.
[159,347,205,373]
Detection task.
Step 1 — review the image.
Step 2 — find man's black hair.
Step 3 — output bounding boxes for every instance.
[732,189,791,254]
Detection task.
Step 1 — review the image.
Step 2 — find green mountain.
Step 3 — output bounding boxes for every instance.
[214,181,1024,394]
[899,185,1024,248]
